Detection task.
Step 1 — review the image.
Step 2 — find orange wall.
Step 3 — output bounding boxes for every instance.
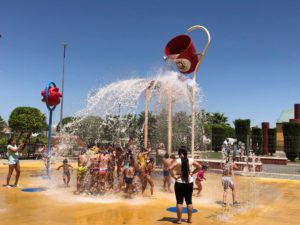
[276,123,284,151]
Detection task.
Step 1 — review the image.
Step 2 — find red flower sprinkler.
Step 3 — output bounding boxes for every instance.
[41,82,62,177]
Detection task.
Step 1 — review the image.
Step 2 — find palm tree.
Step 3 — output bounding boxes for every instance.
[206,112,229,126]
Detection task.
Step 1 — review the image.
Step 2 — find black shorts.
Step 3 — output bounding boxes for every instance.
[174,182,194,205]
[125,176,133,184]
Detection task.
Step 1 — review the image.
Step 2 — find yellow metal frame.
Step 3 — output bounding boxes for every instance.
[187,25,211,158]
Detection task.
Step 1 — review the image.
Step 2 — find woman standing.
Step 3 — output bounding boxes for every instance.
[169,147,201,224]
[6,138,26,187]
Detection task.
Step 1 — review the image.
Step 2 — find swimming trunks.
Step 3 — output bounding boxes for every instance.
[222,176,234,190]
[90,167,99,174]
[77,166,88,178]
[99,168,107,175]
[64,170,71,177]
[163,169,169,177]
[125,176,133,184]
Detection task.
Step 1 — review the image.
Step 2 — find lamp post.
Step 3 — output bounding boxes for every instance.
[59,43,67,133]
[187,25,211,159]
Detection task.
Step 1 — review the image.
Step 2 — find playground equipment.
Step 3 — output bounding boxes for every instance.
[144,80,161,148]
[164,24,210,158]
[41,82,62,177]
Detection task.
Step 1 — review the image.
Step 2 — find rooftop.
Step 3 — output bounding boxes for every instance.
[277,109,294,123]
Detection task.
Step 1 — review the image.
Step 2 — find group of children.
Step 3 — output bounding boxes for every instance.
[57,140,209,199]
[57,138,157,198]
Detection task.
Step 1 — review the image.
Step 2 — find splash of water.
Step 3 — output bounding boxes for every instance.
[55,69,203,153]
[74,69,203,119]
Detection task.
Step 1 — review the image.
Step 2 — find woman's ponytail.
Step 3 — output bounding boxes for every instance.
[178,147,189,183]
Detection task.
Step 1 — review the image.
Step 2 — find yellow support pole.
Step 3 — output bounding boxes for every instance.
[144,87,149,148]
[168,95,173,155]
[187,25,211,159]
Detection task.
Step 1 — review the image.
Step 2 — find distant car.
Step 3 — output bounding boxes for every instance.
[223,138,237,145]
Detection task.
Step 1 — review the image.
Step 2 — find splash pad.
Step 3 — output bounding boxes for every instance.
[29,24,262,224]
[1,162,299,225]
[2,23,296,225]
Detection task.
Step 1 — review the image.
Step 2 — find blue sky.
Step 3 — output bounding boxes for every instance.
[0,0,300,127]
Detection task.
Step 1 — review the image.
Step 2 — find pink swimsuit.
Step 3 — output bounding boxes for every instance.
[196,170,205,182]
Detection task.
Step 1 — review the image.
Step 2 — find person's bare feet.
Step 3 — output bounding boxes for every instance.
[187,219,193,223]
[174,219,182,224]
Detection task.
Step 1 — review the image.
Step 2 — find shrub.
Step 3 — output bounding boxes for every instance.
[252,128,262,155]
[235,119,251,150]
[282,123,300,161]
[268,128,277,156]
[211,125,233,152]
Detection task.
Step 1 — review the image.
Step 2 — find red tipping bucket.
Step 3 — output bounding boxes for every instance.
[164,34,199,74]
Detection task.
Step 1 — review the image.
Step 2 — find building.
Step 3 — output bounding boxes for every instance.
[276,104,300,151]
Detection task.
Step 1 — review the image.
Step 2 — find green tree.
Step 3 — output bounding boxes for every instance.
[0,115,7,132]
[206,112,229,126]
[252,127,263,155]
[155,109,168,150]
[268,128,277,156]
[204,111,235,151]
[8,107,48,139]
[56,117,75,132]
[74,116,104,147]
[282,123,300,161]
[172,112,191,151]
[135,111,157,147]
[234,119,251,153]
[204,112,231,137]
[211,125,234,152]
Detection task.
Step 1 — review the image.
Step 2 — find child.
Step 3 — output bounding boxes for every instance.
[222,159,238,207]
[89,154,100,194]
[57,159,73,187]
[162,153,172,193]
[75,152,88,194]
[124,165,134,198]
[195,165,207,197]
[99,152,109,194]
[142,158,155,197]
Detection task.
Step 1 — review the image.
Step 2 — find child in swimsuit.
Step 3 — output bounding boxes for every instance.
[115,147,125,193]
[89,154,100,194]
[98,152,109,193]
[124,166,134,198]
[222,159,238,207]
[162,153,172,193]
[57,159,73,187]
[116,147,124,178]
[107,146,116,190]
[195,165,207,196]
[75,152,88,194]
[142,158,155,197]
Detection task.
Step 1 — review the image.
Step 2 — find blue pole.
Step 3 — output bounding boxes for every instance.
[46,110,53,177]
[44,82,57,178]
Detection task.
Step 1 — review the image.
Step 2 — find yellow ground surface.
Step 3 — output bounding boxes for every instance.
[0,160,299,225]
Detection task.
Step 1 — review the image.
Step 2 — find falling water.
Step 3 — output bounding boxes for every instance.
[54,69,204,156]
